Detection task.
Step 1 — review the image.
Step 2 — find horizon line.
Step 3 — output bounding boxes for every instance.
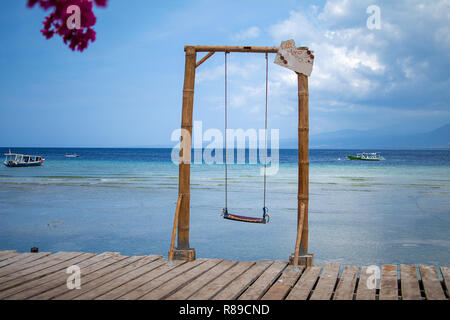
[1,146,449,150]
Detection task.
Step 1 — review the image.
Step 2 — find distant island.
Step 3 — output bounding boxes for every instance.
[281,123,450,149]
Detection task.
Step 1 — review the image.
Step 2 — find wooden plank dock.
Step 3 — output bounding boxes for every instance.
[0,250,448,300]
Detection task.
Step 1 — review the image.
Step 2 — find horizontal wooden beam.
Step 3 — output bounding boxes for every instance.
[185,45,308,53]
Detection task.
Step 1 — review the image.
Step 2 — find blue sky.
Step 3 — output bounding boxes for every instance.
[0,0,449,147]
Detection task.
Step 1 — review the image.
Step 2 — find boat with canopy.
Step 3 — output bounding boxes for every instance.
[3,150,45,167]
[346,152,383,161]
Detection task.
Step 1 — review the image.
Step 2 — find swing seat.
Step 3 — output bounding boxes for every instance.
[222,208,269,224]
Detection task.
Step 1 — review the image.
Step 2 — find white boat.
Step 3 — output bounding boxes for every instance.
[65,153,80,158]
[4,150,45,167]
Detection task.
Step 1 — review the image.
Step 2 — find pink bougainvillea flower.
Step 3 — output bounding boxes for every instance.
[27,0,108,52]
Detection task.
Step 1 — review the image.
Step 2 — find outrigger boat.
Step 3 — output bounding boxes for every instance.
[346,152,383,161]
[3,150,45,167]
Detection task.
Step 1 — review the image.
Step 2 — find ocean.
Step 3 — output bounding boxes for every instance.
[0,148,449,266]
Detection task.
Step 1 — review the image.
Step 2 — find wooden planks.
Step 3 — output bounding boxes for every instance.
[82,257,168,300]
[50,255,146,300]
[419,265,446,300]
[400,264,422,300]
[59,255,161,300]
[440,266,450,298]
[0,250,17,256]
[0,252,114,300]
[30,253,130,300]
[0,251,448,301]
[188,261,255,300]
[0,252,50,269]
[0,252,56,278]
[139,259,223,300]
[239,261,287,300]
[261,265,304,300]
[379,265,398,300]
[286,265,321,300]
[0,253,95,292]
[0,252,120,300]
[0,253,25,268]
[100,259,187,300]
[0,252,89,290]
[213,260,273,300]
[167,260,237,300]
[309,262,340,300]
[118,259,207,300]
[0,251,18,262]
[333,265,359,300]
[355,266,377,300]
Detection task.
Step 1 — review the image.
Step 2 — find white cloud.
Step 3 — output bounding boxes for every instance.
[195,0,450,135]
[269,0,450,106]
[318,0,373,27]
[269,10,319,44]
[269,6,388,100]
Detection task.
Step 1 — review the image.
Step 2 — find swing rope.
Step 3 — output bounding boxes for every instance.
[222,52,270,224]
[224,51,229,210]
[263,52,268,209]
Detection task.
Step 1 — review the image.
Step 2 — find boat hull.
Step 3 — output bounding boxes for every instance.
[4,161,43,167]
[346,155,380,161]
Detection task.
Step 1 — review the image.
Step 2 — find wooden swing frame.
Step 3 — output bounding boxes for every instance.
[169,45,313,265]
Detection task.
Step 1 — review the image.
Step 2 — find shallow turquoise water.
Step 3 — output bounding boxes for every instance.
[0,148,449,266]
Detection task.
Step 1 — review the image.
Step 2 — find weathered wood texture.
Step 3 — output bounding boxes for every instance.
[380,265,398,300]
[174,46,197,261]
[355,266,377,300]
[333,265,359,300]
[297,73,309,255]
[196,51,214,68]
[286,265,321,300]
[419,265,446,300]
[400,264,422,300]
[261,265,304,300]
[187,45,307,53]
[168,194,182,261]
[309,262,340,300]
[0,251,447,300]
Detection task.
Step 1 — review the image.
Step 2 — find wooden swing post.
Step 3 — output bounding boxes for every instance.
[289,72,313,266]
[172,46,197,261]
[298,72,309,256]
